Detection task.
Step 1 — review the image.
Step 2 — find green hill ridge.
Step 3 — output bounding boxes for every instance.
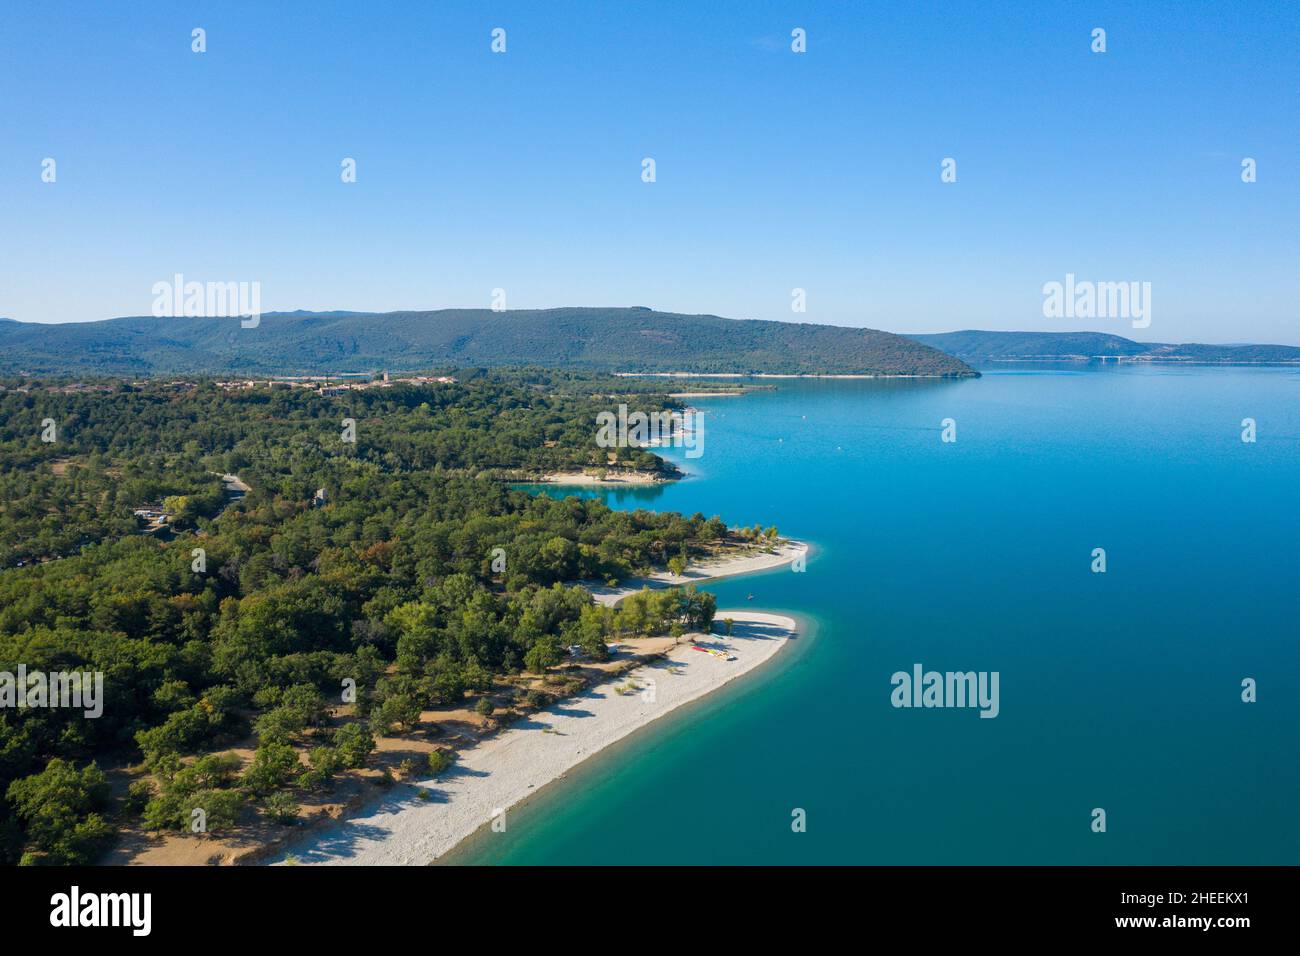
[0,308,976,378]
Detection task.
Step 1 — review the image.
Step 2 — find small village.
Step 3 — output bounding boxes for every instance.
[213,372,457,394]
[0,373,456,396]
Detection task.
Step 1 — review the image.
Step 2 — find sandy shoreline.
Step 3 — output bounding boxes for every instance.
[537,471,672,486]
[666,391,747,398]
[268,542,808,866]
[268,610,796,866]
[585,539,807,606]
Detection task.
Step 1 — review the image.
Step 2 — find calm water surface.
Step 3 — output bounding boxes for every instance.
[459,366,1300,864]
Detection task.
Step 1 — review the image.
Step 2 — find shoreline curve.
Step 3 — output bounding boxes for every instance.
[267,542,809,866]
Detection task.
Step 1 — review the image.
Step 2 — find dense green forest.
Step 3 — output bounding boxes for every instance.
[0,307,978,377]
[0,370,752,864]
[0,369,679,569]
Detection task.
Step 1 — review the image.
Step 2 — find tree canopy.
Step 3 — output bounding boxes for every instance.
[0,370,736,862]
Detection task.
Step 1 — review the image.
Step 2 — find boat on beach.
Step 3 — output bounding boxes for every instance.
[691,644,736,661]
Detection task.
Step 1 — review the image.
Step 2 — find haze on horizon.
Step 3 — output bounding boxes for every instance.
[1,1,1296,344]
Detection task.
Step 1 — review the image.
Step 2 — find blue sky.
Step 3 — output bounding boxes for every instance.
[2,1,1296,343]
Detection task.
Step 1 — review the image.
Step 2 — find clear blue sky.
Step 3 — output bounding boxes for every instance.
[2,1,1296,343]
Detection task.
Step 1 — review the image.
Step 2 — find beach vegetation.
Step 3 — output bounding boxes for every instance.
[427,749,455,775]
[263,791,300,824]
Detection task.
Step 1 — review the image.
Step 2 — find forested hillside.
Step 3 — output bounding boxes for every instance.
[0,308,977,378]
[0,370,761,864]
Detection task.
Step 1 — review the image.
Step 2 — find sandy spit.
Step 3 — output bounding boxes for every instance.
[267,610,796,865]
[268,543,808,866]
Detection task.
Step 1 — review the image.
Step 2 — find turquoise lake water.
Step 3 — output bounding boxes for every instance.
[459,366,1300,865]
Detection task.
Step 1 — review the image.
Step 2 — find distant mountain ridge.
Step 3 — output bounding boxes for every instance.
[908,331,1300,366]
[0,308,977,378]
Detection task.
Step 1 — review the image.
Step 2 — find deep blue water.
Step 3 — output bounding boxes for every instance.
[460,366,1300,864]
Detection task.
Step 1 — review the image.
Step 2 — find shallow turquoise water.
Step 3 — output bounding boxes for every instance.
[464,366,1300,864]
